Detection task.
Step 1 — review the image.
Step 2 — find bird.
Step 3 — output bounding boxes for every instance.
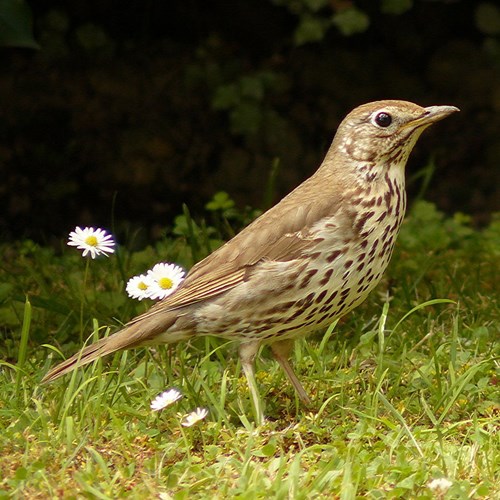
[42,100,459,423]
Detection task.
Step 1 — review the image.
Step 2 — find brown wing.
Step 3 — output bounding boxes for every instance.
[128,169,343,324]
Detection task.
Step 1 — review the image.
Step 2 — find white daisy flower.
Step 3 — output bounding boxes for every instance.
[181,407,208,427]
[126,274,153,300]
[146,263,185,300]
[67,226,115,259]
[150,388,183,411]
[427,477,453,494]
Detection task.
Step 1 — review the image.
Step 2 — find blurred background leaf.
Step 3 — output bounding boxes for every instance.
[0,0,39,49]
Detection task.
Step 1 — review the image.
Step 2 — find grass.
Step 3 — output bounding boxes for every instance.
[0,199,498,499]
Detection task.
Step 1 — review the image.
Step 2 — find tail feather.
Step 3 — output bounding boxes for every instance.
[42,311,179,383]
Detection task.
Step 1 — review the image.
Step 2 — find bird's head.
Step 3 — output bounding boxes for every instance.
[332,100,459,166]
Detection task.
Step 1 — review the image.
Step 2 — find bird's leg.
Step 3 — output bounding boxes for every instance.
[238,341,264,425]
[271,339,311,406]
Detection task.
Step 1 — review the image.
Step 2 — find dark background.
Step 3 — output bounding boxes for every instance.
[1,0,499,245]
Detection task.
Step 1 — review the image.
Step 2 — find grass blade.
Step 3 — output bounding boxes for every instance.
[15,296,32,402]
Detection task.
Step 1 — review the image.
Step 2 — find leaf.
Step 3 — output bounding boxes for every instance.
[475,2,500,35]
[205,192,235,212]
[74,23,110,52]
[240,76,264,100]
[303,0,330,13]
[0,0,39,49]
[212,84,240,110]
[381,0,413,16]
[332,8,370,36]
[252,438,277,457]
[0,283,14,302]
[294,15,330,45]
[14,466,28,481]
[229,101,262,136]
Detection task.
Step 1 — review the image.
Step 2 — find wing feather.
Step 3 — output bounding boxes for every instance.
[129,171,343,324]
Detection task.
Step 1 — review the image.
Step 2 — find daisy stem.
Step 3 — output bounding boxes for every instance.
[79,258,91,343]
[178,425,192,458]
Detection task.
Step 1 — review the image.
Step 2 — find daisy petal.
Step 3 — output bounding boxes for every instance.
[146,263,185,300]
[68,226,115,259]
[181,407,208,427]
[126,274,154,301]
[150,388,183,411]
[427,478,453,494]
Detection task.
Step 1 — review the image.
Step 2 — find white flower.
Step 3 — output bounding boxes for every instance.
[427,477,453,494]
[67,226,115,259]
[146,263,185,300]
[150,388,183,411]
[181,407,208,427]
[126,274,153,300]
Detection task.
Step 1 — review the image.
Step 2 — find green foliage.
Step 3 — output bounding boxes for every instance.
[381,0,413,16]
[212,71,289,138]
[205,191,235,212]
[170,193,260,261]
[332,7,370,37]
[481,212,500,255]
[294,14,331,45]
[274,0,414,44]
[205,191,261,237]
[0,0,39,49]
[398,200,475,251]
[74,23,115,57]
[172,205,224,263]
[198,60,295,153]
[475,2,500,36]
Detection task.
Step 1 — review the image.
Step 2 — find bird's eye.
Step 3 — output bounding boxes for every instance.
[374,112,392,127]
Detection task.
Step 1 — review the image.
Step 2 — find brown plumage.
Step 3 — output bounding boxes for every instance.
[42,100,458,422]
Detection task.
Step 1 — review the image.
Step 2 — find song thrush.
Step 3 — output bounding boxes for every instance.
[42,100,458,423]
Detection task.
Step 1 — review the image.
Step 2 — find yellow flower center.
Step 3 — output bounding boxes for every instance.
[85,235,99,247]
[138,281,148,291]
[158,277,173,290]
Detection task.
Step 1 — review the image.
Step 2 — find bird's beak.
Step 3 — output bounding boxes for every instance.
[402,105,460,130]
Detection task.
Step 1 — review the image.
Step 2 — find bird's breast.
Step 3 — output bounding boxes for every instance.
[294,175,407,323]
[192,176,407,343]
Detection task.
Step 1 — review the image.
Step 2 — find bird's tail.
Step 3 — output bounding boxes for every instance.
[41,310,184,383]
